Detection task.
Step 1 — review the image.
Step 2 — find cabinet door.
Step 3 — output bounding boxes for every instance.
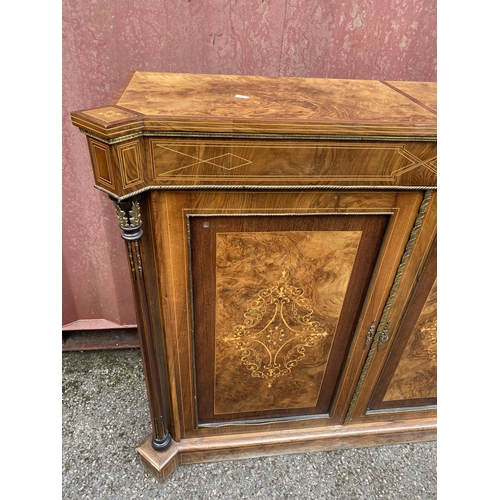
[152,189,424,438]
[190,212,389,425]
[366,241,437,414]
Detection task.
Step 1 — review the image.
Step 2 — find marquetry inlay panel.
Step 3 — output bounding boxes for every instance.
[149,139,436,186]
[214,230,362,414]
[383,278,437,401]
[88,139,115,189]
[116,140,144,189]
[189,210,391,425]
[82,106,138,122]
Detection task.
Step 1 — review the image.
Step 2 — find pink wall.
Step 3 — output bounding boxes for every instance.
[62,0,436,329]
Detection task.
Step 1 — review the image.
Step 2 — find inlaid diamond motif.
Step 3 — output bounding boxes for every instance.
[154,144,253,175]
[203,153,252,170]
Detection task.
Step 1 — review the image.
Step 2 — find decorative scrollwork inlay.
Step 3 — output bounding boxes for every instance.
[223,270,331,388]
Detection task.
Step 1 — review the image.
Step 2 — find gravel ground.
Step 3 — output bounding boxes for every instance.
[62,349,437,499]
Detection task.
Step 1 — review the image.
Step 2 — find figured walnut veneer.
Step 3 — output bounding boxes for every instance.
[215,231,361,411]
[190,213,389,424]
[383,278,437,402]
[71,72,436,199]
[150,139,436,187]
[71,73,437,482]
[113,73,435,127]
[366,241,437,413]
[72,72,436,142]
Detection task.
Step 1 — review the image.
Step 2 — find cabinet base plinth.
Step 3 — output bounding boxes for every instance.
[136,418,436,482]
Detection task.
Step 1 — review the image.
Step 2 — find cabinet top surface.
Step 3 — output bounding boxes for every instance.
[71,72,436,139]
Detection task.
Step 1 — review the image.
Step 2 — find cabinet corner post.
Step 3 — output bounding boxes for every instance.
[112,196,172,452]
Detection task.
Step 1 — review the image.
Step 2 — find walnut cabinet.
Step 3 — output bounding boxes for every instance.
[71,72,437,482]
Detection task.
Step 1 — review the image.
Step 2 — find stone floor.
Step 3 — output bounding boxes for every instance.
[62,348,437,499]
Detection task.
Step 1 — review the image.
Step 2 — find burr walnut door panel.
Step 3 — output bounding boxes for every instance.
[367,241,437,414]
[189,213,390,426]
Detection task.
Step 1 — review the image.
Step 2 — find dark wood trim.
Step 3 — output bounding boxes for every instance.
[113,197,172,451]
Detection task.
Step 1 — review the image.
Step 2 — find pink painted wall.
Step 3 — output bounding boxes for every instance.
[62,0,436,329]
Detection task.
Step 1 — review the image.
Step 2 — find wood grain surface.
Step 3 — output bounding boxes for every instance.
[116,72,435,124]
[136,417,437,482]
[385,81,437,114]
[85,136,436,199]
[383,279,437,401]
[347,197,437,422]
[149,138,436,187]
[190,213,389,425]
[149,189,423,435]
[366,241,437,412]
[213,229,361,413]
[71,72,437,139]
[71,73,437,200]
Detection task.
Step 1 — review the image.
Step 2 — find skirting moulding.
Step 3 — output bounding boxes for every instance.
[71,72,437,482]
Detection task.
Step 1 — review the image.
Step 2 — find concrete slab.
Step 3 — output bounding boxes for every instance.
[62,349,437,499]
